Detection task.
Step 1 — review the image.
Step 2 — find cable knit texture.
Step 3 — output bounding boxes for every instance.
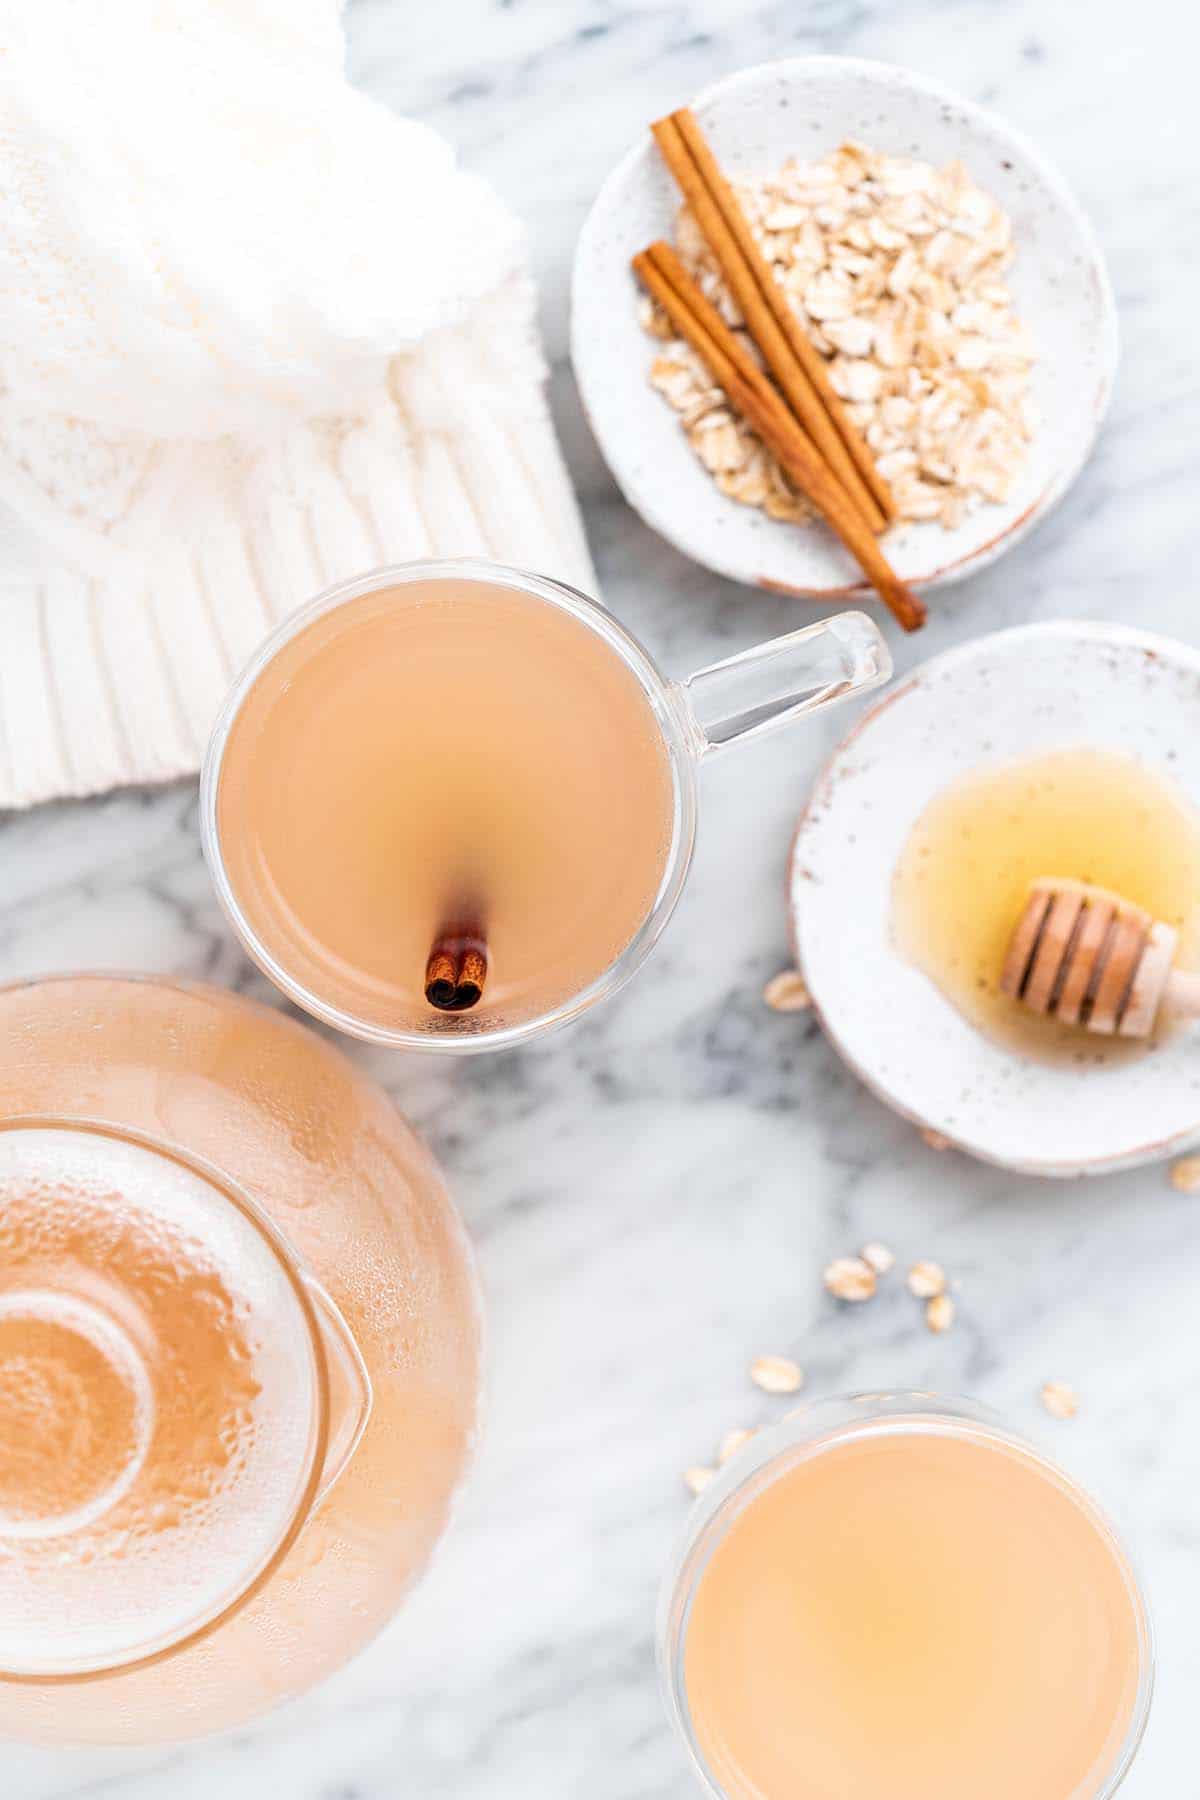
[0,0,594,808]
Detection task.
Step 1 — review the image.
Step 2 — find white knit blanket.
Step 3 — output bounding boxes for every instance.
[0,1,593,808]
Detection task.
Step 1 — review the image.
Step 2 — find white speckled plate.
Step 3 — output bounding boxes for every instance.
[573,57,1117,600]
[789,623,1200,1177]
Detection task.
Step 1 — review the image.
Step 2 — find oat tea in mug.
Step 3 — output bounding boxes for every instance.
[205,560,890,1046]
[662,1398,1151,1800]
[209,567,676,1039]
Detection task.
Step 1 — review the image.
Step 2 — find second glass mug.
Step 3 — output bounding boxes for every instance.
[201,557,891,1050]
[660,1392,1154,1800]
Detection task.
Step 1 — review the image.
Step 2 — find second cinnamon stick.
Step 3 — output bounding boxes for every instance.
[668,108,896,527]
[634,242,925,632]
[651,111,893,534]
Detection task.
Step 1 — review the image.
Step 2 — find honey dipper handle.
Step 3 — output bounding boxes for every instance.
[1164,969,1200,1020]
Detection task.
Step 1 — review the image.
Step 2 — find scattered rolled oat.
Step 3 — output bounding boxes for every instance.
[823,1256,877,1302]
[860,1241,895,1275]
[641,142,1037,533]
[1040,1381,1079,1420]
[750,1354,804,1395]
[1169,1155,1200,1193]
[925,1292,955,1333]
[718,1427,757,1465]
[907,1260,947,1299]
[763,968,812,1011]
[921,1128,952,1152]
[684,1465,716,1496]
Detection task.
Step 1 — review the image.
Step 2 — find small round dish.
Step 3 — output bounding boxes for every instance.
[789,622,1200,1177]
[573,57,1117,599]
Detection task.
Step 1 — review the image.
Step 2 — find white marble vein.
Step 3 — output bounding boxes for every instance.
[4,0,1200,1793]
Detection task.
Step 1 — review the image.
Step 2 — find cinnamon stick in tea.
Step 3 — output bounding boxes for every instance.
[425,908,489,1012]
[651,109,895,532]
[633,241,925,632]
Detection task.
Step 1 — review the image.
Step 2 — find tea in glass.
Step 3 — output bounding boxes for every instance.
[0,975,481,1743]
[211,570,676,1038]
[665,1401,1150,1800]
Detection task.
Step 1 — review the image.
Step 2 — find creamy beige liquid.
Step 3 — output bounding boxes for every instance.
[0,1125,321,1678]
[892,748,1200,1063]
[684,1426,1145,1800]
[216,577,676,1034]
[0,976,481,1743]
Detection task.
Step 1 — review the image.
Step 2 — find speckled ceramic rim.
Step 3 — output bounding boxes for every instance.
[658,1391,1154,1800]
[201,558,699,1054]
[572,54,1119,597]
[789,619,1200,1176]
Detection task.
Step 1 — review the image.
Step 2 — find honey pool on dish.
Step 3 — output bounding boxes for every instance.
[891,748,1200,1065]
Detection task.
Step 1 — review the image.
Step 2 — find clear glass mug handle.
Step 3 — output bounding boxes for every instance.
[670,611,891,756]
[302,1275,374,1509]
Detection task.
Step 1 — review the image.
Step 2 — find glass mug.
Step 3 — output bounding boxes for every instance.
[659,1392,1153,1800]
[201,558,890,1050]
[0,974,481,1744]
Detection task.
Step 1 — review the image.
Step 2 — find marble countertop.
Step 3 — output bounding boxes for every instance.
[5,1,1198,1794]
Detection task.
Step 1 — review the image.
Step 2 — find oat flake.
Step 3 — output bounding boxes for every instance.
[750,1354,804,1395]
[907,1260,947,1299]
[1170,1155,1200,1193]
[718,1427,757,1464]
[860,1241,895,1275]
[1040,1381,1079,1420]
[824,1256,877,1302]
[763,969,812,1012]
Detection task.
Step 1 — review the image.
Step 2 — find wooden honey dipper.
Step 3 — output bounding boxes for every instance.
[1001,878,1200,1038]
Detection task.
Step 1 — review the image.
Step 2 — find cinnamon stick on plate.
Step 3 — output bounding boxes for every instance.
[652,108,895,533]
[633,241,926,633]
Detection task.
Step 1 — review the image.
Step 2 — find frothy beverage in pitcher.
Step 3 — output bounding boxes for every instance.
[0,975,481,1742]
[680,1422,1146,1800]
[0,1125,320,1676]
[213,573,676,1035]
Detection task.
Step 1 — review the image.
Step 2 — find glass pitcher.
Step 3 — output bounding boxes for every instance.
[0,974,481,1744]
